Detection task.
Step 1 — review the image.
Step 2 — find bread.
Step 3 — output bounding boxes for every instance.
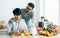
[0,25,5,29]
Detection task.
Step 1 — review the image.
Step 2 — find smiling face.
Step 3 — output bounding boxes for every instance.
[26,5,32,13]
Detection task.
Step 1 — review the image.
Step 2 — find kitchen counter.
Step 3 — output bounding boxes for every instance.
[11,34,60,38]
[0,30,60,38]
[0,35,11,38]
[0,21,60,38]
[0,34,60,38]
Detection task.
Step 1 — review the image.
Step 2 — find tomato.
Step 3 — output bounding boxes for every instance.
[15,33,21,36]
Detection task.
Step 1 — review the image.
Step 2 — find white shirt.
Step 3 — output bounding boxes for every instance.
[7,19,27,33]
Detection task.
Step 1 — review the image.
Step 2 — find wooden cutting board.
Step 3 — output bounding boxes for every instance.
[11,35,33,38]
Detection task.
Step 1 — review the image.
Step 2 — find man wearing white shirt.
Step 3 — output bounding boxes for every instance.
[7,8,27,35]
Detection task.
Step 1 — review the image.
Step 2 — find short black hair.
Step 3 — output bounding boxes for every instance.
[28,3,35,9]
[13,8,21,15]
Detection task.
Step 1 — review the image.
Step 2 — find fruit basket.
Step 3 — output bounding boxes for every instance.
[37,26,59,37]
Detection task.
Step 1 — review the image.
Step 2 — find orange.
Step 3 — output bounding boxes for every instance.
[48,34,51,37]
[24,31,29,36]
[50,32,54,36]
[47,32,54,37]
[46,31,51,37]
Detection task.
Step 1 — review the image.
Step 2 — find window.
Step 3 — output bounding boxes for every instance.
[44,0,59,25]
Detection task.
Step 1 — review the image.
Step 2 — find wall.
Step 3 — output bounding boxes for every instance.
[0,0,37,24]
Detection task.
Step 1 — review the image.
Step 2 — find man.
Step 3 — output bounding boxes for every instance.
[21,3,35,24]
[9,3,35,32]
[7,8,27,35]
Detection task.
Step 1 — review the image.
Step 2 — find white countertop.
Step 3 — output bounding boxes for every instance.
[0,34,60,38]
[12,34,60,38]
[0,35,11,38]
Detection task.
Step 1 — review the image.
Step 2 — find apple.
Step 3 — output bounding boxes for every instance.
[37,27,42,32]
[52,29,58,32]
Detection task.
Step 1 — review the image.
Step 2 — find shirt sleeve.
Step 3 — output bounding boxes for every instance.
[20,19,28,31]
[7,23,13,33]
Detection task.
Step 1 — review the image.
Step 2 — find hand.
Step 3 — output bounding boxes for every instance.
[30,23,35,27]
[14,31,20,34]
[9,31,14,35]
[9,18,13,23]
[19,29,24,33]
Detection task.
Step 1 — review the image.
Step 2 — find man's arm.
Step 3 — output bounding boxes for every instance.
[31,12,36,25]
[20,19,28,32]
[7,22,14,35]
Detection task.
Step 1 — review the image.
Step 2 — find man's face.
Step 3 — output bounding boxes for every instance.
[26,5,32,13]
[15,15,21,20]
